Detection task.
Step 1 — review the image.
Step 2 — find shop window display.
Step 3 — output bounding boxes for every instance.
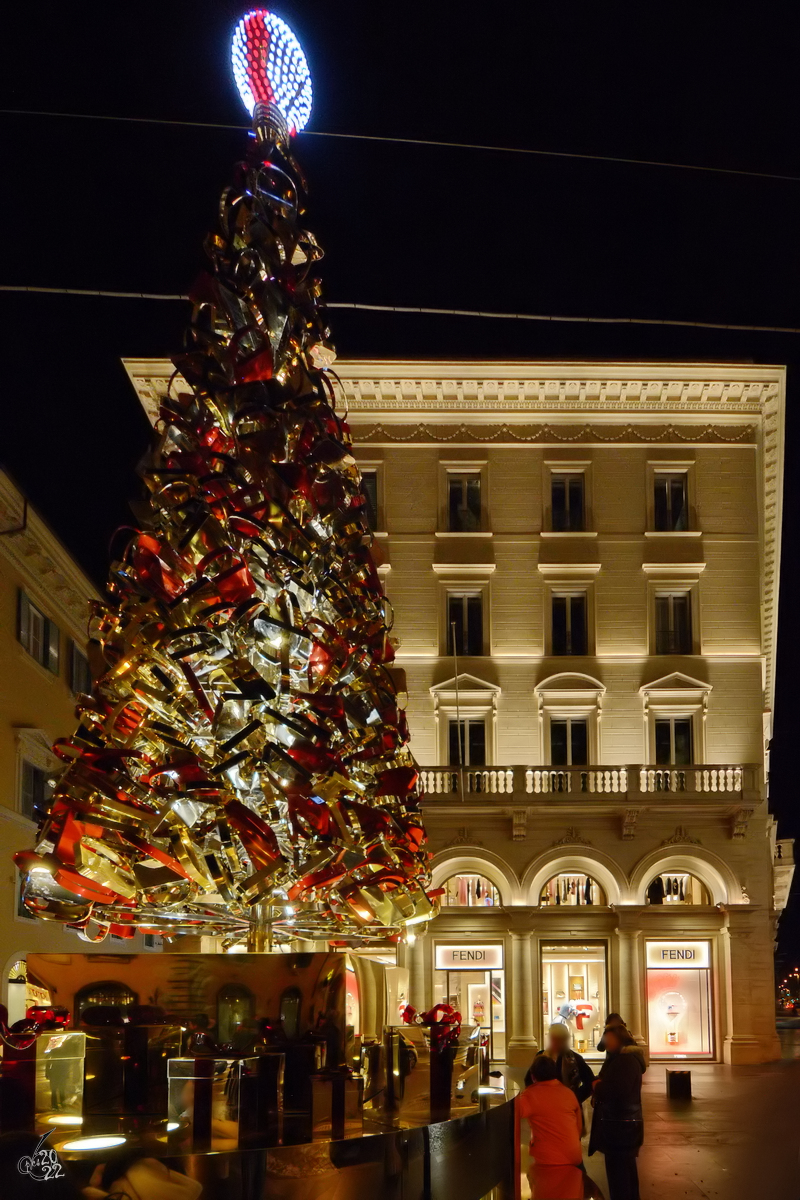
[441,873,500,907]
[646,940,714,1058]
[433,944,506,1060]
[539,873,606,907]
[645,872,710,905]
[540,943,607,1060]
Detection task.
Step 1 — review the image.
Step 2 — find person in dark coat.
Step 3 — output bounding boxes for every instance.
[588,1024,646,1200]
[525,1024,595,1104]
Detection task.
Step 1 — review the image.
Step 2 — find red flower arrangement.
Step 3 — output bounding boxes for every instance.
[401,1003,462,1049]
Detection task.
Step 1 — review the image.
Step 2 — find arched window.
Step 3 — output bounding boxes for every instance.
[645,872,710,906]
[217,983,255,1044]
[441,873,500,908]
[74,981,137,1021]
[540,873,606,907]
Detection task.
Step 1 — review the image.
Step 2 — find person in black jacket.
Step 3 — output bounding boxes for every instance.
[525,1023,595,1104]
[588,1024,646,1200]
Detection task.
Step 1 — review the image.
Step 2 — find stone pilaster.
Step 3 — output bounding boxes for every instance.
[721,908,781,1063]
[507,928,538,1068]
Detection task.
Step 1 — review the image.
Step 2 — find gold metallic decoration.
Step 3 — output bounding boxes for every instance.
[15,101,434,947]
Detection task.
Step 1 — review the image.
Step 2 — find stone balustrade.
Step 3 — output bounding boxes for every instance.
[418,763,761,803]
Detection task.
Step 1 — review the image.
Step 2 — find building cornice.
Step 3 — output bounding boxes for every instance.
[0,472,100,643]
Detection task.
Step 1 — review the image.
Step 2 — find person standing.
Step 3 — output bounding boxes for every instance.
[526,1023,595,1104]
[588,1024,646,1200]
[517,1055,585,1200]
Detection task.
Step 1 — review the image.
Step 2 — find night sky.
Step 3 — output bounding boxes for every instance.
[2,3,799,953]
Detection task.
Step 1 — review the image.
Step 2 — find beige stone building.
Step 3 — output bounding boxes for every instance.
[0,471,156,1022]
[126,358,794,1065]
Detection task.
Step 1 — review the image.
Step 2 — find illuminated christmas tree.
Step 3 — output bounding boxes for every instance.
[15,10,434,949]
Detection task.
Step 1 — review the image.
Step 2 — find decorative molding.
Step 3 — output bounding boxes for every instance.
[344,422,758,446]
[622,810,640,841]
[441,826,483,849]
[661,826,702,846]
[0,472,99,642]
[15,726,61,774]
[732,808,755,841]
[512,809,529,842]
[123,359,780,421]
[537,562,601,576]
[553,827,592,847]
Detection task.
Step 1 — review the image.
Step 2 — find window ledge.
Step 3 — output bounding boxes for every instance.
[644,530,702,537]
[541,531,598,538]
[16,645,60,685]
[435,531,493,538]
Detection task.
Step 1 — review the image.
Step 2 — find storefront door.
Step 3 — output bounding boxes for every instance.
[646,940,714,1059]
[540,941,608,1061]
[433,943,506,1060]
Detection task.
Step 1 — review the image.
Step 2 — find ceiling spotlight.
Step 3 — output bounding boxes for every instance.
[62,1135,127,1152]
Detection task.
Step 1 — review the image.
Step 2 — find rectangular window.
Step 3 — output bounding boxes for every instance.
[360,470,379,532]
[654,473,688,532]
[551,474,585,532]
[550,718,588,766]
[655,593,692,654]
[448,718,486,767]
[447,473,481,532]
[18,591,59,674]
[655,717,694,766]
[20,760,50,821]
[552,593,587,655]
[447,593,483,656]
[70,642,92,695]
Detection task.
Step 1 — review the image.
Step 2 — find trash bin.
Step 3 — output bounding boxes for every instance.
[666,1069,692,1100]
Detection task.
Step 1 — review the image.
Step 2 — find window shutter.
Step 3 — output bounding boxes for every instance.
[17,590,29,649]
[46,618,60,674]
[21,761,35,819]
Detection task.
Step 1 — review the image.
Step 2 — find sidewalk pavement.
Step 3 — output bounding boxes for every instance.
[517,1039,800,1199]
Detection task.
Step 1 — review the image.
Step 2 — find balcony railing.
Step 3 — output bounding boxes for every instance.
[418,764,760,801]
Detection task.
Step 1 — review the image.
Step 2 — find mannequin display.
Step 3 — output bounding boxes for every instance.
[647,875,665,905]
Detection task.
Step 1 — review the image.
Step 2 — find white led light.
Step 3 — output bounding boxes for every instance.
[47,1115,83,1126]
[167,1121,180,1131]
[231,10,312,134]
[62,1135,127,1152]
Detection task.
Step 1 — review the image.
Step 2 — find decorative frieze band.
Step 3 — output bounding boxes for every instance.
[348,422,757,446]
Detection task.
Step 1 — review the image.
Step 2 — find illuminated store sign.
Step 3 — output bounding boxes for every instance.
[646,941,710,970]
[435,944,504,971]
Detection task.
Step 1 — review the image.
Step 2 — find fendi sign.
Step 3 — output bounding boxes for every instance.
[435,944,504,971]
[646,941,710,970]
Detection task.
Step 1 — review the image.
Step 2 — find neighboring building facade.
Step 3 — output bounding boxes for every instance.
[0,471,156,1021]
[125,358,794,1065]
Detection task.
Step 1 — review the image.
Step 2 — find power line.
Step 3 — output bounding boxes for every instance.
[0,284,798,336]
[1,106,798,184]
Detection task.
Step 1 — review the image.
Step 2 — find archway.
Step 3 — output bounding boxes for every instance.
[431,849,518,905]
[630,848,736,906]
[523,849,625,907]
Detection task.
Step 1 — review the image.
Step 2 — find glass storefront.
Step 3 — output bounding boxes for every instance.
[540,942,607,1060]
[646,940,714,1059]
[433,943,506,1060]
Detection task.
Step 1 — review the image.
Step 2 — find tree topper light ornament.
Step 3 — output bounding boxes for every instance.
[231,9,312,136]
